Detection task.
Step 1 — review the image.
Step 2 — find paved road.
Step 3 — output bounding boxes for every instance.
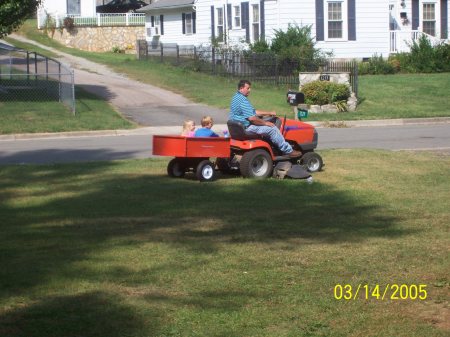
[1,123,449,165]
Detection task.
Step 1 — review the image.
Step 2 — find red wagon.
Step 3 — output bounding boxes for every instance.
[152,135,230,181]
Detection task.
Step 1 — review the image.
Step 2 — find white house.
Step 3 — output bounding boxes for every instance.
[139,0,449,59]
[38,0,97,17]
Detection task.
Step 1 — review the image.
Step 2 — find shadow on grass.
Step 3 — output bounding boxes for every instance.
[0,291,153,337]
[0,160,417,336]
[0,148,145,165]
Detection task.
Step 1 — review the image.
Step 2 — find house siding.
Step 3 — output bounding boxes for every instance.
[143,0,448,59]
[40,0,96,17]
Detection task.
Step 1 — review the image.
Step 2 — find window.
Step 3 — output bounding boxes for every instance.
[327,1,343,38]
[422,3,436,36]
[154,15,160,35]
[252,4,260,42]
[185,13,193,35]
[234,5,241,28]
[217,7,224,42]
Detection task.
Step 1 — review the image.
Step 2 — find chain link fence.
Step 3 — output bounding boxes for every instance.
[137,40,358,96]
[0,45,75,113]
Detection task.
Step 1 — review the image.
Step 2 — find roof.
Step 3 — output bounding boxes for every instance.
[137,0,194,11]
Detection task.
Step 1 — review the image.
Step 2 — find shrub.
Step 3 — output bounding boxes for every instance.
[358,54,396,75]
[252,24,330,71]
[302,81,350,105]
[63,17,75,32]
[394,35,450,73]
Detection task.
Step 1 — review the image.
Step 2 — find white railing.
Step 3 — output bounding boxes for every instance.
[390,30,445,53]
[37,11,145,28]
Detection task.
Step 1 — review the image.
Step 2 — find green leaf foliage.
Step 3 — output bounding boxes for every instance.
[302,81,350,105]
[0,0,42,38]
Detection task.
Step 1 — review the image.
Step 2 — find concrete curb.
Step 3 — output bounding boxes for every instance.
[1,118,449,141]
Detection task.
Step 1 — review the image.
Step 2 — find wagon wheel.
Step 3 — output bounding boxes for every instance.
[167,158,186,178]
[196,160,216,182]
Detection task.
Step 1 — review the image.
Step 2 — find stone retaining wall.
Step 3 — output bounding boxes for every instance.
[298,72,357,112]
[50,26,145,53]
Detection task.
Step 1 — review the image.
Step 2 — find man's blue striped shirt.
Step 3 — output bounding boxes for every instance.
[228,91,255,128]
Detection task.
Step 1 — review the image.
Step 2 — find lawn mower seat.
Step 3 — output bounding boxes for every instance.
[227,120,262,140]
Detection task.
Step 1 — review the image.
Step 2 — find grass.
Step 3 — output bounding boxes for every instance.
[2,21,449,127]
[0,149,449,336]
[0,86,134,134]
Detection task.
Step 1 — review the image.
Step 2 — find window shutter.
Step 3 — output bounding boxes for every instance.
[315,0,324,41]
[241,2,250,42]
[182,13,186,34]
[151,15,154,27]
[193,12,196,34]
[441,0,448,39]
[227,4,232,29]
[260,0,265,40]
[348,0,356,40]
[211,6,215,39]
[160,15,164,35]
[411,0,419,30]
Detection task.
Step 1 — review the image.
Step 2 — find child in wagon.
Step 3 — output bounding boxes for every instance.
[194,116,219,137]
[180,120,196,137]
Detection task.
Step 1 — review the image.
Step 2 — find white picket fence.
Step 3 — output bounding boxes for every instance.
[37,10,145,28]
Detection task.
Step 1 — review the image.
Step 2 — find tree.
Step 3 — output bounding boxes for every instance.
[0,0,42,38]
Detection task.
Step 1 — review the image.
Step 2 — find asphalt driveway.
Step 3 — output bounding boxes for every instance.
[7,34,229,127]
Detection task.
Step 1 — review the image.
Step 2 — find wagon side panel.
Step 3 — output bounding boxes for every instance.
[152,135,188,157]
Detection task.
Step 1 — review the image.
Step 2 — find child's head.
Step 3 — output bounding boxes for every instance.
[182,120,195,131]
[200,116,214,129]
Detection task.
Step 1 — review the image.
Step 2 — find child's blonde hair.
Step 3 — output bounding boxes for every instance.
[181,120,195,136]
[200,116,214,127]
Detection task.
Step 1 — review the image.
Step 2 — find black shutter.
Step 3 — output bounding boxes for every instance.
[211,6,215,39]
[348,0,356,40]
[151,15,154,27]
[441,0,448,39]
[412,0,419,30]
[160,15,164,35]
[315,0,324,41]
[260,0,265,40]
[227,4,232,29]
[193,12,196,34]
[182,13,186,34]
[241,2,249,42]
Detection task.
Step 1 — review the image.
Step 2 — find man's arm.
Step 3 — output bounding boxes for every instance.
[255,110,276,116]
[248,115,275,127]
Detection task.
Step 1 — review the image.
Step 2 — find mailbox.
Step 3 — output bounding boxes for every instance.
[286,91,305,106]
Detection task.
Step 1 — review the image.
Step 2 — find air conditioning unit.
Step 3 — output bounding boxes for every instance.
[147,27,160,36]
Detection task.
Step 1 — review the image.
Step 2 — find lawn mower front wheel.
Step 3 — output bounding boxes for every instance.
[300,152,323,172]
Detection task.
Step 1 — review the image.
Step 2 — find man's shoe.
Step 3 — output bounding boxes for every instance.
[287,150,302,158]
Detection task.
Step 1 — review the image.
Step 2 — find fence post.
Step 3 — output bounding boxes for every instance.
[97,13,101,26]
[211,47,215,74]
[160,43,164,62]
[176,44,180,65]
[126,13,129,26]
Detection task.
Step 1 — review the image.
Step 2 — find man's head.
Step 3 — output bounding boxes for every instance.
[238,79,251,97]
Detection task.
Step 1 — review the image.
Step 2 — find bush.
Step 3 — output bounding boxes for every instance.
[250,24,330,72]
[388,35,450,73]
[358,54,396,75]
[63,17,75,32]
[302,81,350,105]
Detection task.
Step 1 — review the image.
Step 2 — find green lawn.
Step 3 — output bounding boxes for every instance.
[0,150,449,336]
[0,86,134,134]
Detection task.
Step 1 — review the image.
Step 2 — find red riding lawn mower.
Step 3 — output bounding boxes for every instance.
[152,91,324,181]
